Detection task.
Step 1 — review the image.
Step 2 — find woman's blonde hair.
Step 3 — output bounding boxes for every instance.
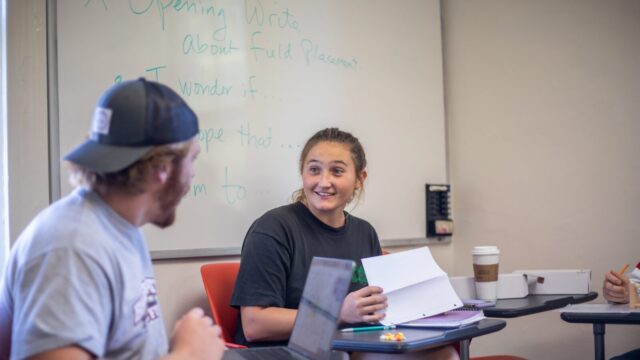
[68,140,192,195]
[292,128,367,204]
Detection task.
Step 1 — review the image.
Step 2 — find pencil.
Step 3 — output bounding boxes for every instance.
[340,325,396,333]
[619,263,630,275]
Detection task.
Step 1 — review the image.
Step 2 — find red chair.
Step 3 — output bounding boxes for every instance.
[200,262,246,349]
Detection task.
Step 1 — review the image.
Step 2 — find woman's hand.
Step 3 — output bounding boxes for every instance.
[603,270,630,304]
[339,286,388,324]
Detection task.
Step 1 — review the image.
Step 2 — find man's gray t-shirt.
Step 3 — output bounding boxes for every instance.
[0,187,168,359]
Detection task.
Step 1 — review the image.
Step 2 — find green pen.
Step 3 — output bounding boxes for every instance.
[340,325,396,333]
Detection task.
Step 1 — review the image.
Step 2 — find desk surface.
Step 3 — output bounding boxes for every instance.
[331,319,506,354]
[561,308,640,325]
[483,292,598,318]
[560,305,640,360]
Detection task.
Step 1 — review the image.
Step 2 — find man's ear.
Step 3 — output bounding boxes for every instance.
[155,163,172,184]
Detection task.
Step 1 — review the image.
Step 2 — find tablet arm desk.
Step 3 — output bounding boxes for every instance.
[561,309,640,360]
[332,319,506,360]
[483,292,598,318]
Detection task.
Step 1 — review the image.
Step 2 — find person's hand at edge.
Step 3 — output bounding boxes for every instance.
[603,270,630,304]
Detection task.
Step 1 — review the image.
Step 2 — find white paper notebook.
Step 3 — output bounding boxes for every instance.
[399,309,485,328]
[362,246,463,325]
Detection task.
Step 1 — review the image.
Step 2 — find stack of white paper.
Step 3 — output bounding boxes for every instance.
[400,309,485,328]
[362,246,463,325]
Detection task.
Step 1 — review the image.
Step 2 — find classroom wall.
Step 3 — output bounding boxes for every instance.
[4,0,49,246]
[444,0,640,358]
[1,0,7,268]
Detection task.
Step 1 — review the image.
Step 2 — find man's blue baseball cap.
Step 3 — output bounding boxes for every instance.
[64,78,199,173]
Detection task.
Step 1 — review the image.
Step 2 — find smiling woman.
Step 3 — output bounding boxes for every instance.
[228,127,458,358]
[295,128,367,227]
[230,128,385,347]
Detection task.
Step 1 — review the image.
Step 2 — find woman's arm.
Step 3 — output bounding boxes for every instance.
[240,306,297,342]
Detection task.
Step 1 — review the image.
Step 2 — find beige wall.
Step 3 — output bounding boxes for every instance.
[5,0,49,245]
[5,1,640,359]
[443,0,640,358]
[0,0,6,265]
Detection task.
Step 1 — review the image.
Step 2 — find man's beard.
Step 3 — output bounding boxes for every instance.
[152,165,189,229]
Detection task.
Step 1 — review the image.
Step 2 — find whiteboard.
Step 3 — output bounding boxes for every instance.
[54,0,447,258]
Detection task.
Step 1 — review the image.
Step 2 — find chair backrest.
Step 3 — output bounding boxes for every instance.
[200,262,241,343]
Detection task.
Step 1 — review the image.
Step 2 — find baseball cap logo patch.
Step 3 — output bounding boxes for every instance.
[91,107,113,135]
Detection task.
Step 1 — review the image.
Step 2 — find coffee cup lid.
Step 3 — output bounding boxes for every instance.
[472,246,500,255]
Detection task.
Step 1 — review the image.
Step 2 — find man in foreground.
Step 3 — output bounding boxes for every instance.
[0,79,224,360]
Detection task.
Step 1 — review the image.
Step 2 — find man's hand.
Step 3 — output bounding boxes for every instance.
[168,307,225,360]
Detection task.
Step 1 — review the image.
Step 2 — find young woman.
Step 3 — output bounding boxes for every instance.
[230,128,458,359]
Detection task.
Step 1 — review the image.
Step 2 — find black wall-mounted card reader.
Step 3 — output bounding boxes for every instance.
[426,184,453,237]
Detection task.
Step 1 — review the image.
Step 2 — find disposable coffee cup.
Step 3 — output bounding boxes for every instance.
[472,246,500,301]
